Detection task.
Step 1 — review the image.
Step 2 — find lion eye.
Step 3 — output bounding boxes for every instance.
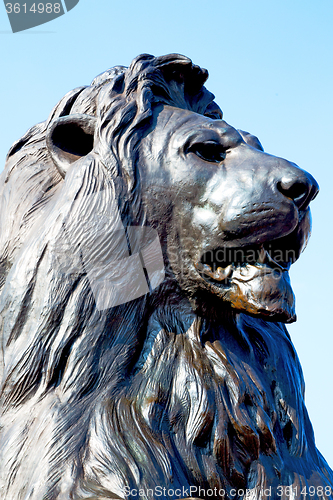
[188,142,226,163]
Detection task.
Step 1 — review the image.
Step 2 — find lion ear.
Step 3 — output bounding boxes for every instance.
[46,114,96,177]
[238,130,264,152]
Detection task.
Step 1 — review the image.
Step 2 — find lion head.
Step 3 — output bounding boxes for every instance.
[0,54,331,500]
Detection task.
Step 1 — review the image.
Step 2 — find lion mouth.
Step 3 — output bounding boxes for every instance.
[197,244,288,285]
[192,230,300,322]
[196,232,299,286]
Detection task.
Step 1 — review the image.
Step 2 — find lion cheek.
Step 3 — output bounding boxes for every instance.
[226,271,296,323]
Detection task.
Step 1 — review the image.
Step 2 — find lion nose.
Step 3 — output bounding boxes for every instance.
[276,166,319,210]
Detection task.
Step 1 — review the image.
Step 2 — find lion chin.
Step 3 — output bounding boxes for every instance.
[0,53,331,500]
[199,262,296,322]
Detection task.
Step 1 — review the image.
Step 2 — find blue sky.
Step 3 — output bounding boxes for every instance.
[1,0,333,466]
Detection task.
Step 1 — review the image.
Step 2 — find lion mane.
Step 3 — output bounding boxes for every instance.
[0,54,332,500]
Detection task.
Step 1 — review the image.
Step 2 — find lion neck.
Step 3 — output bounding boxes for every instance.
[2,282,327,500]
[77,292,298,498]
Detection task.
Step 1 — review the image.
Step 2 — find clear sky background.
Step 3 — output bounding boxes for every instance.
[1,0,333,466]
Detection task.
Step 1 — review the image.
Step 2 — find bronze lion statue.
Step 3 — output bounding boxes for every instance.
[0,54,332,500]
